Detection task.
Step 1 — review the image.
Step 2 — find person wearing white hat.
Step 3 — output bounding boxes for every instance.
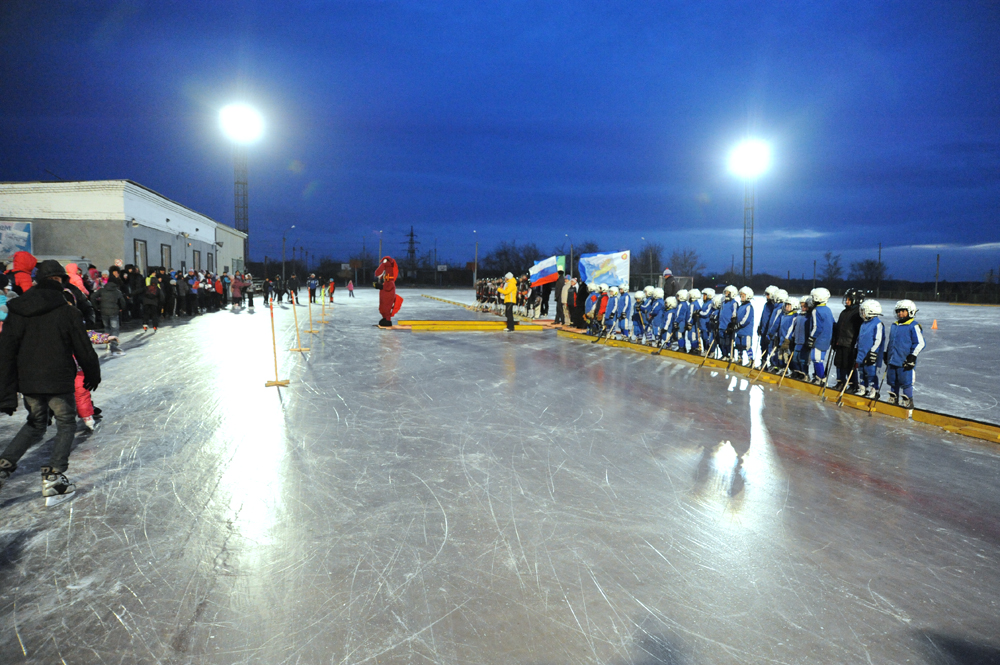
[498,272,517,331]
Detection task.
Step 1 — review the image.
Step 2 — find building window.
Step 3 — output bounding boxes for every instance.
[161,244,172,270]
[207,252,214,273]
[193,250,201,271]
[134,240,147,274]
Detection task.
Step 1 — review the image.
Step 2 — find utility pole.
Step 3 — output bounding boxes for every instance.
[434,238,438,286]
[877,242,882,298]
[363,237,368,283]
[473,231,478,287]
[264,256,268,279]
[403,226,419,273]
[812,260,816,289]
[935,253,940,301]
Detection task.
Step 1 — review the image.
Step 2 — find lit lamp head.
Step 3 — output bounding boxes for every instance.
[728,139,771,179]
[220,104,264,144]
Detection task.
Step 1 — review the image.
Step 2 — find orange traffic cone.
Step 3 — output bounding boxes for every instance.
[931,319,938,329]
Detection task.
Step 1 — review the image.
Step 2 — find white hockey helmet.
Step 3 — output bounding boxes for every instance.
[676,289,689,302]
[738,286,754,302]
[810,287,831,304]
[802,296,813,309]
[764,285,779,299]
[644,285,655,296]
[775,289,788,303]
[599,284,608,292]
[723,285,738,299]
[894,299,917,317]
[688,288,701,301]
[786,296,800,309]
[608,286,619,296]
[665,296,678,309]
[860,299,883,320]
[711,294,724,309]
[652,287,664,299]
[634,290,645,302]
[702,287,716,300]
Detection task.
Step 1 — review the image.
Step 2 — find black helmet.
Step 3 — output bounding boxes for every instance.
[843,287,861,306]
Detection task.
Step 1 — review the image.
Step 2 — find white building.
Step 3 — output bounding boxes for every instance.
[0,180,246,274]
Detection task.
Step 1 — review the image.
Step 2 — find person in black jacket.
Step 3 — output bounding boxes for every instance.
[0,260,101,506]
[141,273,163,331]
[832,288,864,392]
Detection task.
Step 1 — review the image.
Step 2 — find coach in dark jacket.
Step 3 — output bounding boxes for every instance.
[0,260,101,482]
[832,289,863,390]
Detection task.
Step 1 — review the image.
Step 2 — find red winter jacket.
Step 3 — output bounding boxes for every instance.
[9,251,37,294]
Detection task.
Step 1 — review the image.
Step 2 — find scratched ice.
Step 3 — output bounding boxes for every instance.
[0,288,998,664]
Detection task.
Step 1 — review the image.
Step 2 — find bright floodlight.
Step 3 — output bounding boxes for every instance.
[220,104,264,144]
[728,139,771,179]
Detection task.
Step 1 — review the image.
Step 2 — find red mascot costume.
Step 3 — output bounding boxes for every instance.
[373,256,403,327]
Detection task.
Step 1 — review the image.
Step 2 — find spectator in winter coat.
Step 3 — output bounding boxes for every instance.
[65,263,89,295]
[8,250,36,294]
[141,274,163,330]
[347,280,355,298]
[832,289,864,391]
[553,269,566,325]
[0,260,101,506]
[90,277,127,355]
[307,274,320,303]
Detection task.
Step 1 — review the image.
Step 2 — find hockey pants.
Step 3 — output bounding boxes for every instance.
[810,348,828,380]
[886,366,914,399]
[735,334,754,363]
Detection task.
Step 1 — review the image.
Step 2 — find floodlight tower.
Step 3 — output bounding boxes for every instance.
[220,104,264,263]
[728,139,771,280]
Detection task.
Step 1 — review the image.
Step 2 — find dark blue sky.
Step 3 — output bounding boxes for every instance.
[2,1,998,280]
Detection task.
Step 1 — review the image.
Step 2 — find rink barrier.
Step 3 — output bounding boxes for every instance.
[555,329,1000,446]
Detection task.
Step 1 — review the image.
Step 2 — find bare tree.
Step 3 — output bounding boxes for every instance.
[631,242,664,280]
[666,248,706,277]
[821,251,844,282]
[849,259,889,286]
[481,241,543,276]
[576,240,600,255]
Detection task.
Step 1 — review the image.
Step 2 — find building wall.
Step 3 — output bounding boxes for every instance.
[215,224,247,273]
[0,180,243,275]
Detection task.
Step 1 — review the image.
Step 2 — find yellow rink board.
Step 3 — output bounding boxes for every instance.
[555,329,1000,446]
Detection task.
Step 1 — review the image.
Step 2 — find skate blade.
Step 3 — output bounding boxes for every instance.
[45,491,77,507]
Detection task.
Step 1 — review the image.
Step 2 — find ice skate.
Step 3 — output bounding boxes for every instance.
[110,349,126,357]
[866,386,878,399]
[886,393,897,405]
[41,467,76,507]
[0,459,14,492]
[854,385,867,396]
[899,395,913,409]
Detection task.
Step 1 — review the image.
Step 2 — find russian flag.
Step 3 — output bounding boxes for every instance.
[529,255,561,287]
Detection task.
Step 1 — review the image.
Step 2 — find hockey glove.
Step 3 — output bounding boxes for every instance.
[685,323,692,332]
[804,336,815,350]
[864,351,877,366]
[903,354,917,370]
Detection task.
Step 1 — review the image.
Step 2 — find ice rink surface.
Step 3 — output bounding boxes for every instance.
[1,288,998,664]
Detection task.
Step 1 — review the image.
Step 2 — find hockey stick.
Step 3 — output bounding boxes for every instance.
[835,366,856,406]
[819,349,836,400]
[591,322,610,343]
[697,338,718,367]
[867,366,886,415]
[776,349,793,387]
[725,336,737,371]
[751,344,778,383]
[651,330,668,355]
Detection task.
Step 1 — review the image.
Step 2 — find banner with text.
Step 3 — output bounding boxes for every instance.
[0,221,31,261]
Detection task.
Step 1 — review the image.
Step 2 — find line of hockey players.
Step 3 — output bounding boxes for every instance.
[581,284,926,408]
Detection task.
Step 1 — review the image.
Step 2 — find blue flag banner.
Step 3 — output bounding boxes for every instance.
[578,251,630,287]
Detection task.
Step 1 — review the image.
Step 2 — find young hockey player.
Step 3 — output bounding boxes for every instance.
[674,289,690,351]
[686,289,702,353]
[708,294,724,357]
[602,286,620,336]
[774,296,799,371]
[646,288,665,345]
[807,287,835,385]
[885,299,925,408]
[792,296,812,379]
[854,299,886,398]
[632,290,646,340]
[719,285,739,360]
[734,286,756,366]
[763,289,787,368]
[698,288,716,353]
[616,287,633,339]
[659,296,678,349]
[758,285,779,360]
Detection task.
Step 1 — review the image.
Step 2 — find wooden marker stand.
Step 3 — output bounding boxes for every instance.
[320,286,329,323]
[288,293,310,352]
[265,300,290,387]
[305,297,320,334]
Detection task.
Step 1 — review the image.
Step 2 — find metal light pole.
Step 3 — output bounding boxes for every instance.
[473,230,478,286]
[219,104,263,264]
[728,139,771,282]
[566,233,573,279]
[282,224,295,282]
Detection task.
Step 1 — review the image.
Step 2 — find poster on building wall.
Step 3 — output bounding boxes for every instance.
[0,221,32,261]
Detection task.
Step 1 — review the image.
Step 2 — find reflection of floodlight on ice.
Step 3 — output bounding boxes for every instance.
[728,139,771,179]
[220,104,264,144]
